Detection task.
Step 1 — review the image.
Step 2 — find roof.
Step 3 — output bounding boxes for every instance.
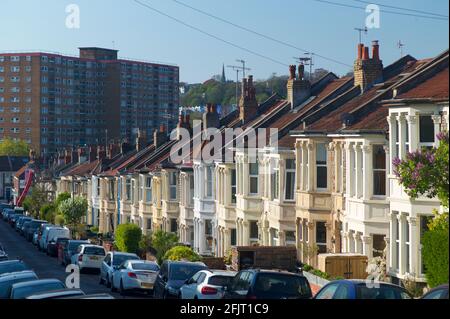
[396,66,449,101]
[0,156,29,172]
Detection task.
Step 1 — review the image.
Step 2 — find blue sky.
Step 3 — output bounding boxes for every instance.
[0,0,448,83]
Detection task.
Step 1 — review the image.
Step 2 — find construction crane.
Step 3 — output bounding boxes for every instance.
[227,64,251,109]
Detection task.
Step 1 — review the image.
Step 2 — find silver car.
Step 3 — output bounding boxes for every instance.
[100,251,140,288]
[180,270,236,299]
[0,271,38,299]
[111,260,160,295]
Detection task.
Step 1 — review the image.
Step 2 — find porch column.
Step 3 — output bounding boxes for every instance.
[345,143,354,197]
[407,216,418,276]
[432,114,442,145]
[362,235,373,258]
[307,143,314,191]
[387,114,397,174]
[301,143,308,191]
[354,144,363,199]
[406,114,419,152]
[362,145,373,200]
[397,114,406,159]
[398,213,407,275]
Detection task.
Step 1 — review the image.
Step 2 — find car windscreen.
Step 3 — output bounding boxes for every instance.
[68,242,87,251]
[169,264,207,281]
[208,275,234,287]
[356,285,411,299]
[0,262,29,275]
[0,276,37,298]
[83,247,105,256]
[131,263,160,271]
[12,281,65,299]
[113,254,139,266]
[29,222,45,229]
[253,274,312,298]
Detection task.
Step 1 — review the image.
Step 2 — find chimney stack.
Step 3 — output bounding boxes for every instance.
[89,146,98,162]
[239,76,258,122]
[203,103,220,129]
[154,125,168,149]
[97,146,106,160]
[78,147,88,164]
[136,129,147,152]
[287,64,311,109]
[353,41,383,91]
[64,149,72,165]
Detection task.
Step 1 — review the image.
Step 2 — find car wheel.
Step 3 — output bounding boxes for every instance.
[120,280,126,296]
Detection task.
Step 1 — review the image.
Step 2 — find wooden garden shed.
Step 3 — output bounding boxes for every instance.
[317,253,368,279]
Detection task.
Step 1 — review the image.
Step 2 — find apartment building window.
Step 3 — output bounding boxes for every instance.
[108,180,115,201]
[189,176,194,205]
[205,220,213,250]
[139,176,144,202]
[373,145,386,196]
[250,221,259,241]
[96,179,101,197]
[0,117,3,123]
[249,162,259,195]
[0,67,4,72]
[271,162,280,200]
[25,66,31,72]
[316,222,327,253]
[146,218,152,230]
[11,66,20,72]
[285,159,296,201]
[0,77,4,83]
[145,176,152,203]
[170,219,178,233]
[125,178,131,200]
[0,128,3,133]
[11,117,20,123]
[231,169,237,204]
[230,229,237,246]
[131,179,136,203]
[10,128,20,133]
[10,77,20,83]
[205,167,213,198]
[286,231,296,246]
[316,143,328,189]
[419,115,435,149]
[11,56,20,62]
[169,172,177,200]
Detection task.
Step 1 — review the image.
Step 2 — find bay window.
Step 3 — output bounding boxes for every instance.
[205,167,213,198]
[271,162,279,200]
[125,177,131,201]
[231,169,237,204]
[316,143,327,189]
[250,221,259,241]
[373,145,386,196]
[169,172,177,200]
[285,159,296,201]
[249,162,259,195]
[316,222,327,253]
[108,179,115,201]
[419,115,435,149]
[145,176,152,203]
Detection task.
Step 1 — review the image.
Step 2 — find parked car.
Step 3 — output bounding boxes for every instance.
[10,278,66,299]
[111,260,160,295]
[0,271,38,299]
[222,269,312,300]
[71,244,106,272]
[39,226,70,252]
[26,289,85,299]
[36,224,55,249]
[422,284,449,299]
[32,231,39,246]
[47,237,70,257]
[2,209,15,222]
[314,280,412,299]
[15,216,32,233]
[154,261,209,299]
[0,243,8,262]
[0,260,30,276]
[180,270,236,300]
[100,251,140,288]
[60,240,90,266]
[0,204,12,218]
[24,220,48,242]
[9,213,24,228]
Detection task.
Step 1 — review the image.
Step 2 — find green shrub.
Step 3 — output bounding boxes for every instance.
[54,214,65,226]
[40,204,56,223]
[115,223,143,254]
[422,225,449,287]
[151,230,179,264]
[163,246,202,262]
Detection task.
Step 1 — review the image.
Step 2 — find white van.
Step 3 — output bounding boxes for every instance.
[39,226,70,251]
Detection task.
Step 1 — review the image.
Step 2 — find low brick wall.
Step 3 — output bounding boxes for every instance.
[202,257,226,270]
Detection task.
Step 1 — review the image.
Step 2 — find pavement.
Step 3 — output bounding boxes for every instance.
[0,218,150,299]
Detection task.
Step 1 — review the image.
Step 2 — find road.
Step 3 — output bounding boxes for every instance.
[0,219,149,299]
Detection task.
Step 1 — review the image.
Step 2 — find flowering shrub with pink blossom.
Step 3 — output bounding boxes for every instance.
[393,131,449,208]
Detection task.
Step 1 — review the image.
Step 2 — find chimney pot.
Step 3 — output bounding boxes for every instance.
[372,40,380,61]
[362,46,370,60]
[357,43,364,60]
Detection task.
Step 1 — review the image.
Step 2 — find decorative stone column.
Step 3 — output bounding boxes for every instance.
[388,212,397,270]
[387,114,397,170]
[398,213,406,275]
[243,221,250,246]
[353,232,362,254]
[345,143,354,197]
[397,114,406,159]
[406,115,418,152]
[407,216,418,276]
[362,235,373,258]
[362,145,373,201]
[307,142,314,192]
[432,114,442,145]
[354,144,362,199]
[278,231,286,246]
[301,142,308,191]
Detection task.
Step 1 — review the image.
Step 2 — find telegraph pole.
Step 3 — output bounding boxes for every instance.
[227,64,251,108]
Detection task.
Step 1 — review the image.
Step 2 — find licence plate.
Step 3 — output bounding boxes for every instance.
[141,283,153,288]
[89,256,99,260]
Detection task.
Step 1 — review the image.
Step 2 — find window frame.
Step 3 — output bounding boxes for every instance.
[316,143,328,190]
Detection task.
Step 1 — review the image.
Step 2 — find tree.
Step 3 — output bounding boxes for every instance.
[151,230,179,264]
[58,197,88,236]
[0,138,30,156]
[393,131,449,287]
[55,192,71,208]
[115,223,143,254]
[40,203,56,223]
[163,246,201,262]
[23,185,49,218]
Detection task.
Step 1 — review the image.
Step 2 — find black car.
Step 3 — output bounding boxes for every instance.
[422,284,449,299]
[61,240,90,266]
[223,269,312,300]
[47,237,70,257]
[0,260,30,276]
[24,220,48,242]
[154,261,209,299]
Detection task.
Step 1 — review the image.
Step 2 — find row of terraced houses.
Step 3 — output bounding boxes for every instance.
[52,42,449,286]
